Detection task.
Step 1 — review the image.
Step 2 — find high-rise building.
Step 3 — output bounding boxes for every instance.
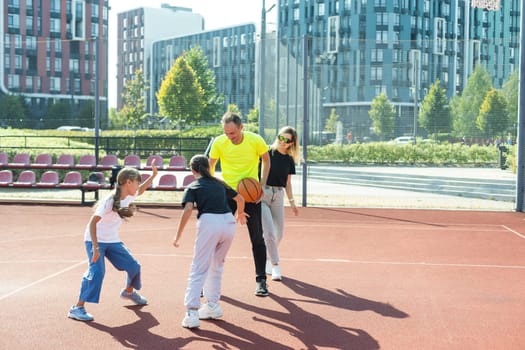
[274,0,519,140]
[116,4,204,111]
[0,0,109,128]
[150,23,257,118]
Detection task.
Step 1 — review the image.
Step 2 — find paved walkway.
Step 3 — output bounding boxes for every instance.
[292,166,518,211]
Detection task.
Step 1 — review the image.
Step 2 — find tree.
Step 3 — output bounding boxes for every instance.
[451,65,492,138]
[121,69,149,129]
[77,101,94,128]
[502,70,518,133]
[0,95,29,128]
[477,88,509,138]
[46,100,71,129]
[324,108,339,132]
[184,46,225,122]
[368,93,394,141]
[108,107,128,130]
[418,79,451,138]
[156,55,205,127]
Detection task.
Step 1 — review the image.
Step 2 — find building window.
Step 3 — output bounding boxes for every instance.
[213,37,221,67]
[318,3,325,16]
[471,40,481,69]
[371,49,383,62]
[50,77,61,91]
[327,16,339,53]
[371,66,383,80]
[26,16,33,31]
[26,36,36,50]
[376,30,388,44]
[14,35,22,49]
[73,0,85,40]
[55,58,62,72]
[26,76,33,90]
[50,0,60,12]
[4,55,10,69]
[434,18,446,55]
[55,39,62,52]
[8,14,20,29]
[50,18,60,34]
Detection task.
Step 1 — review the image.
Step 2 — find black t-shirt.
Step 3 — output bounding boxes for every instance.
[266,149,296,188]
[182,177,237,218]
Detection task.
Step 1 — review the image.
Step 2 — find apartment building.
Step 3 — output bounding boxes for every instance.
[150,23,257,118]
[1,0,109,128]
[275,0,519,139]
[116,4,204,110]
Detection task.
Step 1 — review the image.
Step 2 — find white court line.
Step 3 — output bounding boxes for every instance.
[502,225,525,239]
[0,233,82,244]
[0,259,82,264]
[0,260,85,302]
[134,253,525,270]
[313,258,525,270]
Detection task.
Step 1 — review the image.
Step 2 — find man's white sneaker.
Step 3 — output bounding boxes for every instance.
[272,265,282,281]
[198,302,223,319]
[182,309,200,328]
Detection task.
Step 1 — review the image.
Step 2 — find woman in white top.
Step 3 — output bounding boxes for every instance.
[68,164,157,322]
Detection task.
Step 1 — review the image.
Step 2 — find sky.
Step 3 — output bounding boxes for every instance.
[108,0,277,108]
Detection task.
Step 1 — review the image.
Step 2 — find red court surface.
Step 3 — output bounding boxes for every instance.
[1,204,525,350]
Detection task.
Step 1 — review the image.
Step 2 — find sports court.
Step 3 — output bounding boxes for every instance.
[1,203,524,349]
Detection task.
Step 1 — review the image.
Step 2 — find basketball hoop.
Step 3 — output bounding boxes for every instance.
[471,0,501,11]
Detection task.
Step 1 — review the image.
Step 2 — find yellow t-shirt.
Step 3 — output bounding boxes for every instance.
[209,131,268,189]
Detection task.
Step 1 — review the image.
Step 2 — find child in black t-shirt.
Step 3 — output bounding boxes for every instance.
[173,155,247,329]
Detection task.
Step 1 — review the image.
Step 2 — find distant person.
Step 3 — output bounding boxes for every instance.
[262,126,300,281]
[209,112,271,297]
[67,164,158,321]
[173,155,247,329]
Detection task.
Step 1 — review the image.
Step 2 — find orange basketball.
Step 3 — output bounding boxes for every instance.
[237,178,263,203]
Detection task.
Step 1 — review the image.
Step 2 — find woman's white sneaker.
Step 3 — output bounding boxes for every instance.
[198,302,223,319]
[271,265,282,281]
[182,309,200,328]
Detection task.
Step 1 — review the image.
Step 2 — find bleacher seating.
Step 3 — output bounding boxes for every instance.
[123,154,141,168]
[76,155,97,170]
[155,173,177,190]
[0,153,195,204]
[8,153,30,169]
[31,154,53,169]
[36,171,60,188]
[166,155,187,171]
[59,171,83,188]
[13,170,36,188]
[96,154,118,170]
[0,170,13,187]
[52,154,75,169]
[0,152,9,167]
[144,155,164,170]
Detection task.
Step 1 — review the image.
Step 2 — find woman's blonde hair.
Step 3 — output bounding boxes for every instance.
[271,126,300,163]
[112,167,140,218]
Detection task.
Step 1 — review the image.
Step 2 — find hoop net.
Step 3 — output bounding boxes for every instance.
[471,0,501,11]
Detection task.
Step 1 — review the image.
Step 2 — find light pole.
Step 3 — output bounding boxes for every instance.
[93,36,100,164]
[259,0,275,139]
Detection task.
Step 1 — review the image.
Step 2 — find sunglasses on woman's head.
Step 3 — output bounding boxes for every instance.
[278,135,292,144]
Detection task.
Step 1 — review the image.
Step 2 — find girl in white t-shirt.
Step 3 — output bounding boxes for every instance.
[68,164,157,322]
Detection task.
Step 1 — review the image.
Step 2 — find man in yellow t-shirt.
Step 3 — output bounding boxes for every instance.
[209,112,271,297]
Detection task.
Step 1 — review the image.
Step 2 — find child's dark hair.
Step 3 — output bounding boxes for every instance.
[112,167,140,218]
[190,155,232,189]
